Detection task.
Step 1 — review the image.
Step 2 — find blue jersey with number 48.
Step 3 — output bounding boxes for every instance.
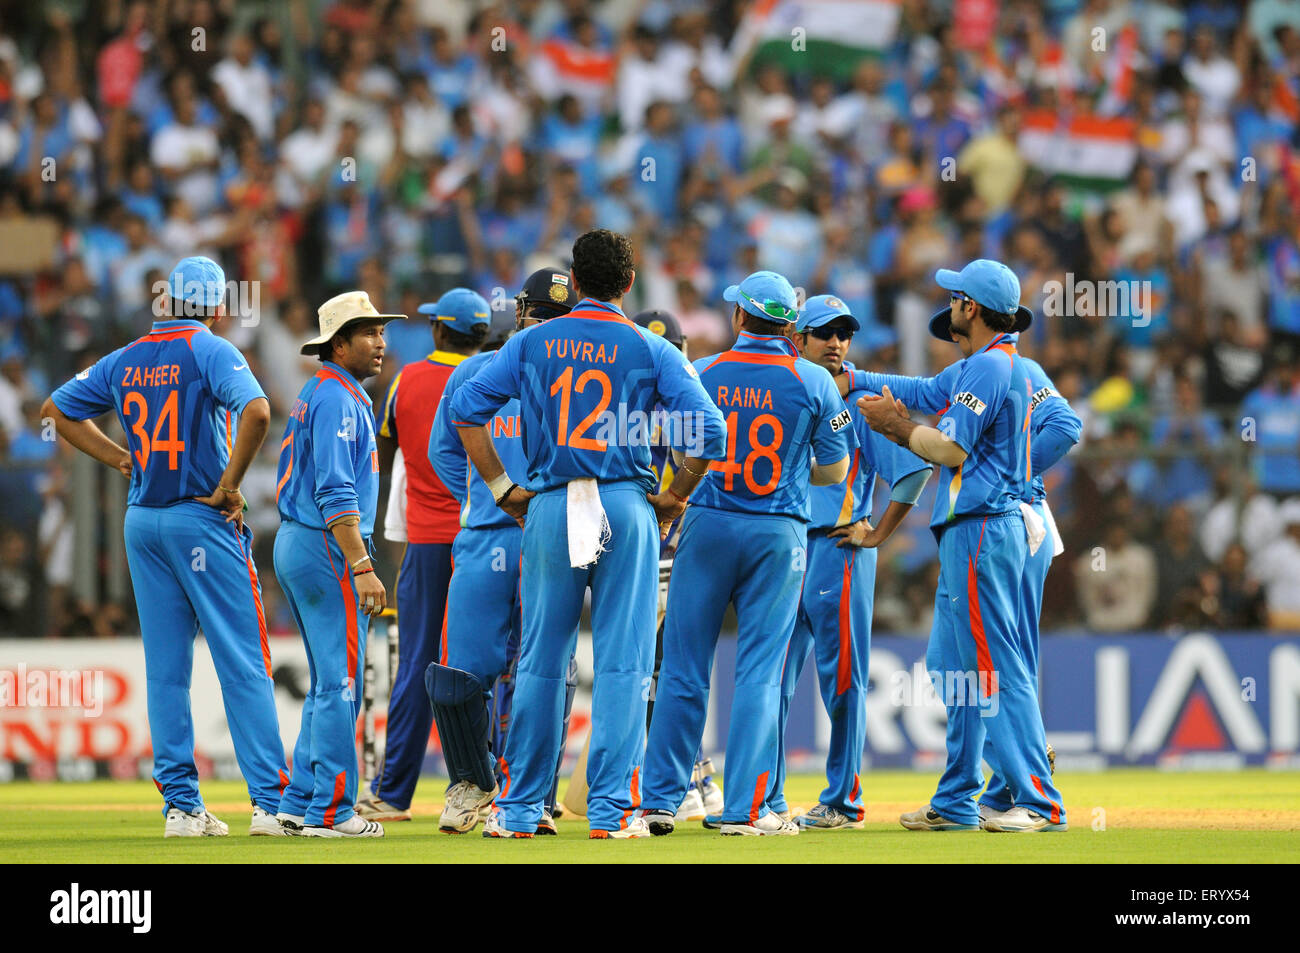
[690,332,856,522]
[49,319,265,507]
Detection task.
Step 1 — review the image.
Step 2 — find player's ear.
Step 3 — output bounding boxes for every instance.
[624,270,635,295]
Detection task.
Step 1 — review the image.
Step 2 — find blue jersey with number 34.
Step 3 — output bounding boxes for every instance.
[50,319,265,507]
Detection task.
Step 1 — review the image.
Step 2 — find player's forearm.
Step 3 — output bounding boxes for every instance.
[667,455,711,500]
[810,454,849,486]
[218,397,269,489]
[869,499,913,544]
[42,398,128,470]
[907,425,968,468]
[851,371,948,414]
[329,517,370,568]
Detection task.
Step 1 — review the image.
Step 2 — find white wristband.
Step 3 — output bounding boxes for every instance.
[487,472,513,503]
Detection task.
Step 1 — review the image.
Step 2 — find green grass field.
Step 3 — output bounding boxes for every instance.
[2,770,1298,863]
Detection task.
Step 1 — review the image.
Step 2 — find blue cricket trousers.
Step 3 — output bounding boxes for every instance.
[274,520,370,828]
[981,499,1053,811]
[496,481,657,834]
[773,532,877,819]
[643,506,806,824]
[927,512,1064,825]
[124,501,286,815]
[369,540,453,810]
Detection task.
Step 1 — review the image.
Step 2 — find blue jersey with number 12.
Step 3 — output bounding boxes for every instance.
[50,319,265,507]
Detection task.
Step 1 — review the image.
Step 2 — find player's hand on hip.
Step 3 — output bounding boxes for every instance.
[115,452,133,481]
[499,485,535,527]
[355,571,386,616]
[194,486,245,523]
[646,491,687,538]
[830,518,878,549]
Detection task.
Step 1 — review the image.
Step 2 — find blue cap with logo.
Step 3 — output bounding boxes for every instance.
[796,294,861,333]
[723,270,799,324]
[929,258,1033,341]
[418,288,491,335]
[168,256,227,309]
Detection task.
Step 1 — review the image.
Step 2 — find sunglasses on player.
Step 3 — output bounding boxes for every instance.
[950,291,973,306]
[808,324,854,341]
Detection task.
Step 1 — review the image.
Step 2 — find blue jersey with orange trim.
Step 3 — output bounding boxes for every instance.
[446,298,727,492]
[689,332,856,522]
[809,362,931,530]
[49,319,265,507]
[925,333,1031,528]
[849,340,1080,506]
[275,361,380,536]
[379,350,464,543]
[429,349,528,530]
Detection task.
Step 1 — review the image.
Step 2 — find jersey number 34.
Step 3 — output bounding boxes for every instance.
[122,389,185,470]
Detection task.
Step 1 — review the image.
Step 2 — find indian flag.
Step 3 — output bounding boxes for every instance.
[739,0,901,80]
[1017,110,1138,191]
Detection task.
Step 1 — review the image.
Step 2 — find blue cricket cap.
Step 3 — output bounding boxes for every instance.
[929,258,1033,341]
[796,294,861,333]
[418,288,491,335]
[722,270,798,324]
[168,256,227,309]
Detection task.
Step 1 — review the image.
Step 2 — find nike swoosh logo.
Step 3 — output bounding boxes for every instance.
[337,429,350,438]
[233,364,248,371]
[819,588,834,595]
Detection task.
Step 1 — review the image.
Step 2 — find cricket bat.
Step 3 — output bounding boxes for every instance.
[561,727,592,817]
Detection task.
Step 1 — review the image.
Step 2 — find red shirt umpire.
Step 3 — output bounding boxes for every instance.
[356,288,490,820]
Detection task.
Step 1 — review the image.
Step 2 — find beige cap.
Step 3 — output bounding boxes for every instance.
[300,291,407,355]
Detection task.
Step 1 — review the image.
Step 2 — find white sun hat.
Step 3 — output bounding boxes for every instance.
[300,290,407,355]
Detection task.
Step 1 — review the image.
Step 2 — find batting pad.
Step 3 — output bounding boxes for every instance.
[424,663,497,792]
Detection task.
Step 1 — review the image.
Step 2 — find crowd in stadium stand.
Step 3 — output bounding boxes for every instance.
[2,0,1300,637]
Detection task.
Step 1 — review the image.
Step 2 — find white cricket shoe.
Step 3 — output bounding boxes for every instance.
[899,804,979,831]
[355,793,411,822]
[641,808,677,836]
[439,780,500,834]
[276,812,305,835]
[675,787,706,821]
[795,803,864,831]
[482,807,533,838]
[590,816,650,839]
[980,806,1068,833]
[302,814,385,838]
[250,805,289,836]
[536,808,557,835]
[164,807,228,838]
[700,777,724,815]
[720,812,800,836]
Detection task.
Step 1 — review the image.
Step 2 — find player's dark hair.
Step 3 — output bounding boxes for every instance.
[976,303,1015,334]
[571,228,635,302]
[740,312,788,335]
[438,323,489,350]
[171,297,220,320]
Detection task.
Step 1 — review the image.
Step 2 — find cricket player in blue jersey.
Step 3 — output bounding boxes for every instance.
[768,294,932,831]
[845,317,1081,827]
[448,230,727,839]
[427,268,579,835]
[43,256,287,838]
[274,291,407,838]
[633,308,724,823]
[855,259,1067,832]
[640,271,856,837]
